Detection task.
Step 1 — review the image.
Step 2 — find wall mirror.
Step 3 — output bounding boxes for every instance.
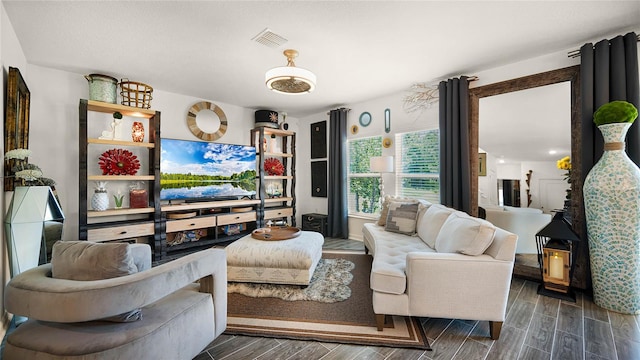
[469,65,582,282]
[4,67,31,191]
[186,101,228,141]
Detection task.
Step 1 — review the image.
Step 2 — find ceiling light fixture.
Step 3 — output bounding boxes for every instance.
[265,49,316,95]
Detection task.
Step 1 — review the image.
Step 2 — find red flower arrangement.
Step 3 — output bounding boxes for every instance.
[264,157,284,176]
[99,148,140,175]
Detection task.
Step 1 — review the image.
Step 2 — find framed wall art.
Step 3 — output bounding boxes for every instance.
[4,67,31,191]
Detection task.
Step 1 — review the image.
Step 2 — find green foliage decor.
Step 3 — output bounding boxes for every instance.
[593,100,638,126]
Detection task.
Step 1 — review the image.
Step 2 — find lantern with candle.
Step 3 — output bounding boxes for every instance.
[535,211,581,302]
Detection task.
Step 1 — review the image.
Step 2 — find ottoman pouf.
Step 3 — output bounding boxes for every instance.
[225,230,324,285]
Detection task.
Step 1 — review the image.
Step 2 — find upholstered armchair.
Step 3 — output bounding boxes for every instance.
[3,242,227,360]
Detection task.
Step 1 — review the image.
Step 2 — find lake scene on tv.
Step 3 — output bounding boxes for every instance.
[160,138,257,202]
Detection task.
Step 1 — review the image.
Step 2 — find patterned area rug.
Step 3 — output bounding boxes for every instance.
[225,251,431,350]
[227,258,355,303]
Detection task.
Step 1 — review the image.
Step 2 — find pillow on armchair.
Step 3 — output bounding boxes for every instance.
[51,241,146,322]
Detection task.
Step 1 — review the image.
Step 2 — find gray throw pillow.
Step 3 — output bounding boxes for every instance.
[52,241,137,280]
[51,241,142,322]
[385,202,420,235]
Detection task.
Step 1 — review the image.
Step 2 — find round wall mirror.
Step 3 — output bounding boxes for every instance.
[359,112,372,127]
[186,101,228,141]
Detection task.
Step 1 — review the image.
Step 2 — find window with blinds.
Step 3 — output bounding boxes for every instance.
[395,129,440,203]
[347,136,382,216]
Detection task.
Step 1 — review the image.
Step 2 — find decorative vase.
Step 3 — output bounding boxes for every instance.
[132,121,144,142]
[91,190,109,211]
[583,122,640,314]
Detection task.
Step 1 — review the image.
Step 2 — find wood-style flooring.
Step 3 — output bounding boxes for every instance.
[196,239,640,360]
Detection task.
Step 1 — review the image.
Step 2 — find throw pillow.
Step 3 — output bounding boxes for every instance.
[416,204,454,248]
[384,202,421,235]
[434,212,497,255]
[377,195,420,226]
[51,241,142,323]
[52,241,137,280]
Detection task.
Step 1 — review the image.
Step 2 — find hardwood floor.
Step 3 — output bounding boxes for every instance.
[196,238,640,360]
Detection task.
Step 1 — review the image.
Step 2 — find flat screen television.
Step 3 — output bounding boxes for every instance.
[160,138,256,202]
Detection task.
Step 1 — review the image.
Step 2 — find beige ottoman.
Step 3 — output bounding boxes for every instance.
[226,230,324,285]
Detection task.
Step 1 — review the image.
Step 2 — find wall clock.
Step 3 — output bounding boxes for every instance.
[186,101,228,141]
[359,112,372,127]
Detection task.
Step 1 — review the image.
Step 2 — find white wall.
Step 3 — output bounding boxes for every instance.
[520,160,567,212]
[0,0,28,338]
[299,91,439,240]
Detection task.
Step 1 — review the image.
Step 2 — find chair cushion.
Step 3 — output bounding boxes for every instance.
[4,284,214,360]
[51,241,137,281]
[434,212,496,255]
[385,202,420,235]
[416,204,454,248]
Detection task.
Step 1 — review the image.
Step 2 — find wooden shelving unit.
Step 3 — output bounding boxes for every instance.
[251,127,296,227]
[78,99,161,253]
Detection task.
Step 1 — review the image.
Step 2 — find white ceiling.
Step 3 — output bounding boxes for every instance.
[2,1,639,164]
[3,0,639,119]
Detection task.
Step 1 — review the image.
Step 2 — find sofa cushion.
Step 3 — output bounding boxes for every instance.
[416,204,454,248]
[385,202,421,235]
[365,223,434,295]
[377,195,421,226]
[434,212,496,255]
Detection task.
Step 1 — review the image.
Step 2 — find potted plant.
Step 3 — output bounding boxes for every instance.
[583,100,640,314]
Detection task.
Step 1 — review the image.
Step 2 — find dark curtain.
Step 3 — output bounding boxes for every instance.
[438,76,471,213]
[581,31,640,175]
[328,108,349,238]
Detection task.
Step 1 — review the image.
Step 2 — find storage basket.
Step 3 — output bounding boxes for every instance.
[120,79,153,109]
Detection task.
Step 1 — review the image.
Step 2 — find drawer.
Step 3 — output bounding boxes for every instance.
[166,216,215,233]
[217,211,256,226]
[264,207,293,220]
[88,222,154,242]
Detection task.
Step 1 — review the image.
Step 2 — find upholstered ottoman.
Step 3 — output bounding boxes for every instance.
[226,230,324,285]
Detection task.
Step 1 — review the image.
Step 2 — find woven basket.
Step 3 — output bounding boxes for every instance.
[120,79,153,109]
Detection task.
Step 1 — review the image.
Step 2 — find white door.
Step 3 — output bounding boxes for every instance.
[539,179,569,213]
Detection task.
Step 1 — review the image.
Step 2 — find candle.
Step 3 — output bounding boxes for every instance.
[549,252,564,279]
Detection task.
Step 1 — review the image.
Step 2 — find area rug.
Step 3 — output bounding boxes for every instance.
[228,258,355,303]
[225,251,431,350]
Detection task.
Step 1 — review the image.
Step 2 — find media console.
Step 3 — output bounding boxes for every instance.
[158,199,260,260]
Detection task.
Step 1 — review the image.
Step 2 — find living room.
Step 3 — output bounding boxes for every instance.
[2,1,640,359]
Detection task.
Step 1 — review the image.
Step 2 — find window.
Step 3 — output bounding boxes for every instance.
[395,129,440,203]
[347,136,382,215]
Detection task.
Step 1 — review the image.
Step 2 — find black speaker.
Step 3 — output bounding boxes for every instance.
[311,161,327,197]
[310,121,327,159]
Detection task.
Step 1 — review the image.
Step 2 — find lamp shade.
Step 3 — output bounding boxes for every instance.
[370,156,394,173]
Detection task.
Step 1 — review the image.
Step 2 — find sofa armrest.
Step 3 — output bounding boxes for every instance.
[5,248,227,323]
[198,250,228,337]
[405,251,513,321]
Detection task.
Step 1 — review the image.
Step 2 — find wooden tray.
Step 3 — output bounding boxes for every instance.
[251,226,301,241]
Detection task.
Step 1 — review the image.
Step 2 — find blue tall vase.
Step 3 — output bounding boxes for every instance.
[583,123,640,314]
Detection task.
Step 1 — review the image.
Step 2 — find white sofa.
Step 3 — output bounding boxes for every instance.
[482,205,552,254]
[363,199,517,340]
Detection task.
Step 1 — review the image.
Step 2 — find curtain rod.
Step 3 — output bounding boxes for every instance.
[567,33,640,58]
[326,108,351,115]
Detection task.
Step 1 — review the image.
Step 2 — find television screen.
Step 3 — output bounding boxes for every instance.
[160,138,256,202]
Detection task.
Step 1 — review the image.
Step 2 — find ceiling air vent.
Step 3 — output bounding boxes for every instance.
[252,28,288,48]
